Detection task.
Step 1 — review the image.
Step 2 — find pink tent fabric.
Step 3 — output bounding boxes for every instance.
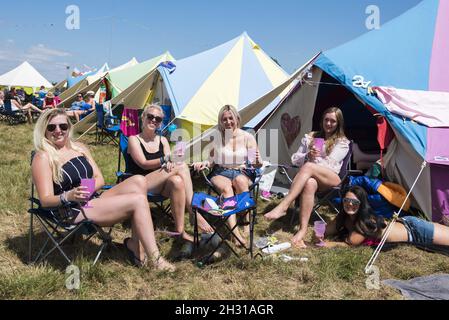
[374,87,449,127]
[120,108,139,137]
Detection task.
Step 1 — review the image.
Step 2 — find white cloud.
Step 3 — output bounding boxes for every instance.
[0,43,73,82]
[22,44,71,63]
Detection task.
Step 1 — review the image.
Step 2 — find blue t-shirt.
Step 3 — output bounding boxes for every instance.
[80,102,92,111]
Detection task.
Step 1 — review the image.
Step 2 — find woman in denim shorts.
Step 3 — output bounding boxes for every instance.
[193,105,263,247]
[320,186,449,248]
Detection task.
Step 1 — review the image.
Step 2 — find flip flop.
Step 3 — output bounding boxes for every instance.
[123,237,146,267]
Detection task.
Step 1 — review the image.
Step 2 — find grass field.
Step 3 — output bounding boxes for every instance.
[1,121,448,300]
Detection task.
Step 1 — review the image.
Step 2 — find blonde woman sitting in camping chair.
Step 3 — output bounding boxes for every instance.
[264,107,350,248]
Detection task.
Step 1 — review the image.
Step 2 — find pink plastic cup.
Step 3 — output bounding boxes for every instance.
[314,221,327,247]
[314,138,325,152]
[80,178,95,208]
[174,141,186,164]
[247,148,257,164]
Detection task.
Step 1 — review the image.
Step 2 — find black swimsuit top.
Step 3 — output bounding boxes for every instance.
[53,156,94,195]
[126,137,164,175]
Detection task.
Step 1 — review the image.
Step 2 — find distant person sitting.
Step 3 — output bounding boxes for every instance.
[42,92,57,109]
[66,94,95,122]
[3,90,43,123]
[69,94,84,110]
[38,86,47,99]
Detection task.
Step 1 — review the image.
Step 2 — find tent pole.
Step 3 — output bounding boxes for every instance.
[364,160,427,274]
[76,122,97,141]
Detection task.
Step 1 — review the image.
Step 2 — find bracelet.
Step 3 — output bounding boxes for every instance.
[60,191,70,206]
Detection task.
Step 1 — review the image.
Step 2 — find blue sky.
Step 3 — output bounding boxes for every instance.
[0,0,422,82]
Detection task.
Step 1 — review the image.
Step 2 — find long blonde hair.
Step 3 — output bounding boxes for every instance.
[33,109,84,183]
[311,107,346,155]
[217,105,241,145]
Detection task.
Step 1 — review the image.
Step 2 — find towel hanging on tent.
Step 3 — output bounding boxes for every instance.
[120,108,139,137]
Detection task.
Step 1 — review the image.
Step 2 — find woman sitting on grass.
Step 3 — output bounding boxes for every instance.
[264,107,350,248]
[32,108,175,271]
[320,186,449,248]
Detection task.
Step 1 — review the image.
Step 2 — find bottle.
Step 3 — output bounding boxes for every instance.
[262,242,291,254]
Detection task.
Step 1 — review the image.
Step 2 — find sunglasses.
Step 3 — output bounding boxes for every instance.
[146,114,163,123]
[343,198,361,206]
[47,123,69,132]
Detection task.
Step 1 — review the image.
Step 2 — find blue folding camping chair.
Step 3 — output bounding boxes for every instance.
[192,191,257,265]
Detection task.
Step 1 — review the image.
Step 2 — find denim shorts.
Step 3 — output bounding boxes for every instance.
[400,216,434,245]
[208,166,256,182]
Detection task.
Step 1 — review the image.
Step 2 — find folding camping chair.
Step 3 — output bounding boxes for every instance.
[276,141,361,224]
[2,100,27,125]
[95,103,120,145]
[115,133,172,220]
[192,191,257,265]
[28,152,114,266]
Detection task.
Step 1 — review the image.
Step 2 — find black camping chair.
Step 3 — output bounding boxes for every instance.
[193,166,264,263]
[2,100,27,125]
[95,103,120,146]
[115,133,172,220]
[276,141,362,224]
[28,152,114,266]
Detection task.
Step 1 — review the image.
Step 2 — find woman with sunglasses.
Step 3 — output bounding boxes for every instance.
[264,107,349,248]
[320,186,449,248]
[32,109,175,271]
[127,104,213,247]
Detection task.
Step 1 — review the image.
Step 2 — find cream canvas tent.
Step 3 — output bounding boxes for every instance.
[0,61,52,92]
[73,52,175,134]
[57,58,139,108]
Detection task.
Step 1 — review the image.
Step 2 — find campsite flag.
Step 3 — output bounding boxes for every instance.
[159,61,176,74]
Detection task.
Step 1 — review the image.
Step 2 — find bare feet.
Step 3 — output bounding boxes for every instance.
[291,232,307,249]
[150,253,176,272]
[181,231,194,243]
[196,213,214,233]
[264,205,288,221]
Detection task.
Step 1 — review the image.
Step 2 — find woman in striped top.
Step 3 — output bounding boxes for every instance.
[31,109,175,271]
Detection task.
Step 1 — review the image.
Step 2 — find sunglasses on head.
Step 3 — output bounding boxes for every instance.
[146,114,163,123]
[343,198,361,206]
[47,123,69,132]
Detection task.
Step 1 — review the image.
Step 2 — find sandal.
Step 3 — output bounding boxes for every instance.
[150,253,176,272]
[124,237,147,267]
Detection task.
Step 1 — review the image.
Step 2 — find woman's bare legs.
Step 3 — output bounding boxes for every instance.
[160,175,193,242]
[232,174,252,237]
[75,193,175,271]
[432,223,449,246]
[290,178,318,248]
[211,175,246,247]
[173,163,214,233]
[264,163,340,220]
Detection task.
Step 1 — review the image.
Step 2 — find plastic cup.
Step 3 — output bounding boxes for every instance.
[314,138,325,152]
[247,148,257,164]
[175,141,186,164]
[80,178,95,208]
[314,221,327,247]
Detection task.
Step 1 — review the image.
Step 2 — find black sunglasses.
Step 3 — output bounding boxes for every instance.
[47,123,69,132]
[343,198,361,206]
[146,114,163,123]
